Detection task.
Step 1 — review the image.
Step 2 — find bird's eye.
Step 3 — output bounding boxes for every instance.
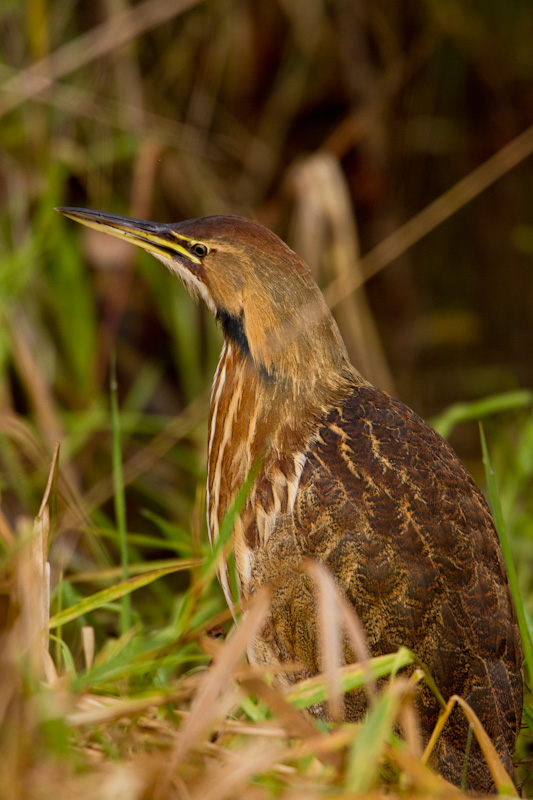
[191,242,209,258]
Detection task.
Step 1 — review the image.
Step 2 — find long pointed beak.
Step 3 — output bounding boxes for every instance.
[55,207,201,264]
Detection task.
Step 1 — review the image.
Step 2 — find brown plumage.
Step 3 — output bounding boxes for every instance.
[57,208,523,792]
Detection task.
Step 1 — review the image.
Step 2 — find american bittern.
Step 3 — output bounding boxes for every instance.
[57,208,522,792]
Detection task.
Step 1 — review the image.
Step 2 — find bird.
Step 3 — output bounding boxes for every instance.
[57,207,523,792]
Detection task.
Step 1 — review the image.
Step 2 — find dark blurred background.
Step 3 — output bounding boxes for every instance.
[1,0,533,571]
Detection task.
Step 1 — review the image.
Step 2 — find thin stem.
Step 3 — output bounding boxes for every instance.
[110,351,131,634]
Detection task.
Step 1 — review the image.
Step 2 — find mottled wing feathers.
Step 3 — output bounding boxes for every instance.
[270,386,522,790]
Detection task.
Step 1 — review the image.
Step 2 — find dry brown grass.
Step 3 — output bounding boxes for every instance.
[0,1,532,796]
[0,454,520,800]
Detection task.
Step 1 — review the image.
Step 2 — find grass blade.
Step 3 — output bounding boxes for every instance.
[286,648,414,710]
[479,422,533,685]
[110,351,130,633]
[432,390,533,439]
[48,564,189,629]
[345,682,407,792]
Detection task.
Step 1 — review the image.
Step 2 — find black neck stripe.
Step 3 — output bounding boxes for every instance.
[217,310,250,355]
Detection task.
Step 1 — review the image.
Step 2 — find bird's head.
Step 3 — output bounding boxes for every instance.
[56,209,357,392]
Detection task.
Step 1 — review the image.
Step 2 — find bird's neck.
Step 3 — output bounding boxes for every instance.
[206,332,362,608]
[208,332,358,478]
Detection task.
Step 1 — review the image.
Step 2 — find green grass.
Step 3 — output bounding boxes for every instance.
[4,405,531,797]
[1,1,533,797]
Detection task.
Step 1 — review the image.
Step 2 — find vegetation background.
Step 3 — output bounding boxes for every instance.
[1,0,533,797]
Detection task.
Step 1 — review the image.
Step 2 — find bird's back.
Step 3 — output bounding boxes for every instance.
[248,384,523,792]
